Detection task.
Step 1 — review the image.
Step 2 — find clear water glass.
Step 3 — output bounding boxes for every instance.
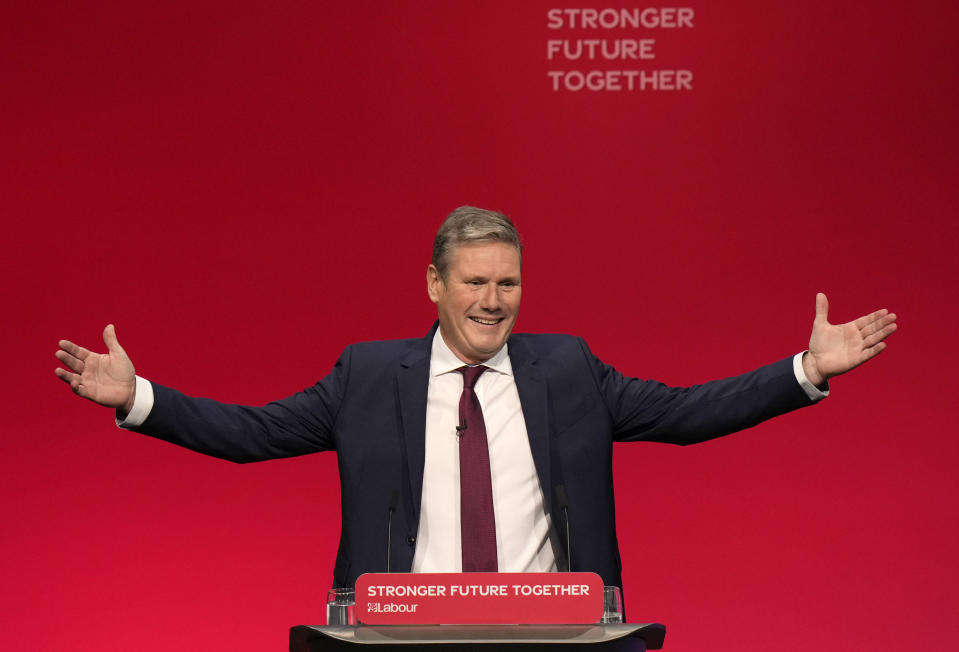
[600,585,624,624]
[326,587,356,626]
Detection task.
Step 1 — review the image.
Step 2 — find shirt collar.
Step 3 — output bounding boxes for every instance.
[430,329,513,378]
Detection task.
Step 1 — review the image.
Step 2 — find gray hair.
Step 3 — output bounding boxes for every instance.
[431,206,523,279]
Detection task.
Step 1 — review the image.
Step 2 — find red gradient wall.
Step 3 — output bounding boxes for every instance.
[3,2,957,650]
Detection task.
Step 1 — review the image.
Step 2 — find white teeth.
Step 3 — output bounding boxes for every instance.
[471,317,500,325]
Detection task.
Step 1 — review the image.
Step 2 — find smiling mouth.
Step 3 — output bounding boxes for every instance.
[469,316,503,326]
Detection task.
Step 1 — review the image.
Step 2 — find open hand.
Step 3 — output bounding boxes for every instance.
[803,293,897,387]
[55,324,136,413]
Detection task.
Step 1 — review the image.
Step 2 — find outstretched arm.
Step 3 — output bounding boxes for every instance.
[55,324,137,414]
[802,293,898,387]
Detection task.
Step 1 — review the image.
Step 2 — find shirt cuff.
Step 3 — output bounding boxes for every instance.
[116,375,154,428]
[793,352,829,402]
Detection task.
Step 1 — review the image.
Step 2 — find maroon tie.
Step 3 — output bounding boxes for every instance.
[457,365,498,572]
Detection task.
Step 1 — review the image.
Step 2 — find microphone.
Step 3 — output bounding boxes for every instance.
[386,490,400,573]
[455,418,467,436]
[554,484,572,572]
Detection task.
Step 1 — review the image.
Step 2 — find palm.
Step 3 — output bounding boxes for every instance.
[810,320,869,377]
[55,325,136,410]
[806,293,897,384]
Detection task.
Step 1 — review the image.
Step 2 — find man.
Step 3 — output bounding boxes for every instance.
[54,206,897,591]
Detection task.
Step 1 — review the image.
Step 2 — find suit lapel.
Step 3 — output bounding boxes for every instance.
[509,336,553,511]
[395,328,434,525]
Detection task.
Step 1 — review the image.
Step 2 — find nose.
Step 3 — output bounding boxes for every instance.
[478,282,501,311]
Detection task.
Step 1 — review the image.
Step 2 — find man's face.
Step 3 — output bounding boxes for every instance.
[427,242,522,364]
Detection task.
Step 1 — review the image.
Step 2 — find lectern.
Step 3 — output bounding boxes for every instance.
[292,573,665,650]
[289,623,666,651]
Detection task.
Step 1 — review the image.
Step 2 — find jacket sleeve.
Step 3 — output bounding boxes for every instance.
[580,339,816,445]
[129,346,353,463]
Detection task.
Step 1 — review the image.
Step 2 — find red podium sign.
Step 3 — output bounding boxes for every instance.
[355,572,604,625]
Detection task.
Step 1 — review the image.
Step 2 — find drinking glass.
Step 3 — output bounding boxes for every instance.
[326,587,356,626]
[600,585,624,624]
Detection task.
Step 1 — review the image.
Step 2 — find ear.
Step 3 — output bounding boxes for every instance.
[426,264,443,304]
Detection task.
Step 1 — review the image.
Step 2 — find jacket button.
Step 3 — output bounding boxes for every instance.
[406,535,416,546]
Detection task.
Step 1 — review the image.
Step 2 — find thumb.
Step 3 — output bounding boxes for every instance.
[814,292,829,325]
[103,323,125,355]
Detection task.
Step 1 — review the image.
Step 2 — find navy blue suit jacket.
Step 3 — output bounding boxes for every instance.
[132,324,814,589]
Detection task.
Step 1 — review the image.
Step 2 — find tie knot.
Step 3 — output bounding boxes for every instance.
[458,365,487,389]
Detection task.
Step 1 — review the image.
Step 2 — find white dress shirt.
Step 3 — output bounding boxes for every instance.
[412,331,557,572]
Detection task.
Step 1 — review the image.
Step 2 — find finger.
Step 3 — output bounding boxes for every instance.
[846,340,886,370]
[54,367,83,393]
[815,292,829,324]
[853,308,889,330]
[859,312,896,338]
[103,324,124,355]
[54,367,75,383]
[862,322,898,348]
[55,348,85,373]
[58,338,91,361]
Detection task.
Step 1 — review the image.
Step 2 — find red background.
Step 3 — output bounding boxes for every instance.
[3,1,957,650]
